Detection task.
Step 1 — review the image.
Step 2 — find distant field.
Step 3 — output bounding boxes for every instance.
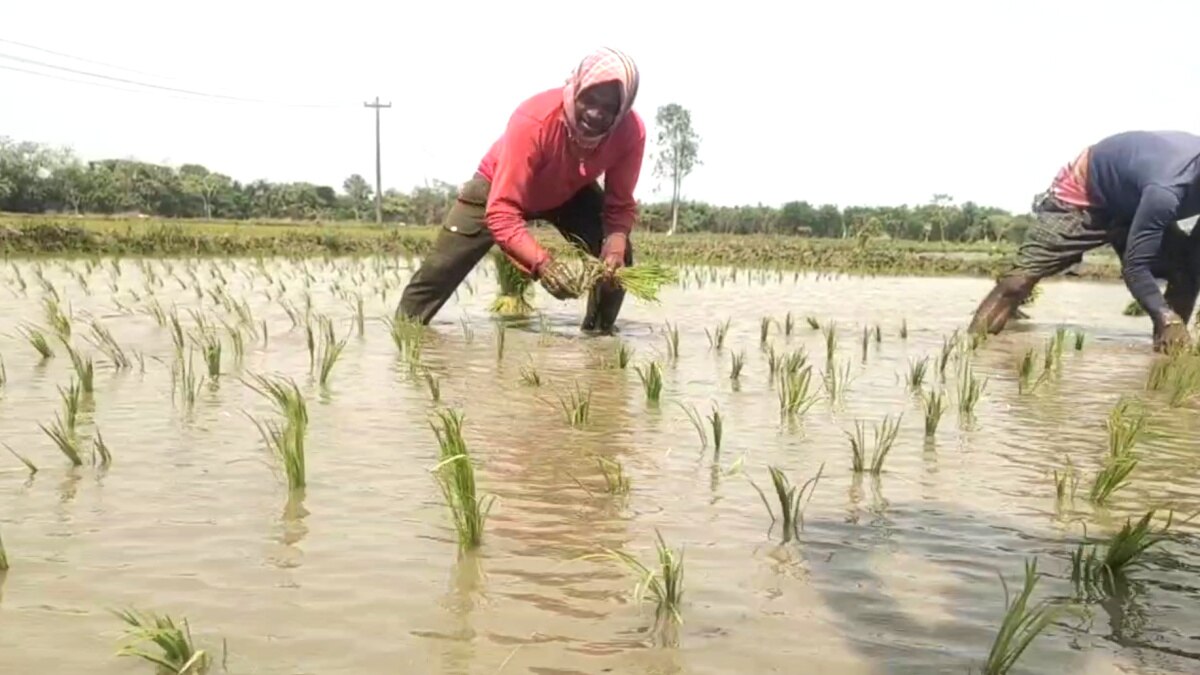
[0,213,1123,280]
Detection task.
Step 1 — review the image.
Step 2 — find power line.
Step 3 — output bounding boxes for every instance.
[0,63,216,102]
[0,51,349,109]
[0,36,169,79]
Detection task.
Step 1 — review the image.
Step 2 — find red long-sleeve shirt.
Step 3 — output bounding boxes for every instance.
[477,88,646,273]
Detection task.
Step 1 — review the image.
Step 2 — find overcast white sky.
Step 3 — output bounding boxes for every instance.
[3,0,1199,213]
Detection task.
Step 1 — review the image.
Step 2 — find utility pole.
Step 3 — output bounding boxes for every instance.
[363,96,392,224]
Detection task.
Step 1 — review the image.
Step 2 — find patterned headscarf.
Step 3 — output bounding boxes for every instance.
[561,47,640,151]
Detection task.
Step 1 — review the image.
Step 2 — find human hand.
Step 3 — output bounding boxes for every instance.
[1154,310,1191,353]
[536,258,579,300]
[600,233,628,276]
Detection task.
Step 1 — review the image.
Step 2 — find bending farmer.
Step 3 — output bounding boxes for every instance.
[398,47,645,334]
[970,130,1200,351]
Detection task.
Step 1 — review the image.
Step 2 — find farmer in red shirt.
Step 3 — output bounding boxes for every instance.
[398,47,645,334]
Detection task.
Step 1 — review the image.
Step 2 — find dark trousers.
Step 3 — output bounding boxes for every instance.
[397,175,633,332]
[970,191,1200,334]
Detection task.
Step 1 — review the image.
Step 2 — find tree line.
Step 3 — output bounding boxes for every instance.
[0,136,1034,243]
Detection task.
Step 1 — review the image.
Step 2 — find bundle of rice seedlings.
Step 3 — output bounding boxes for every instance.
[922,389,947,437]
[488,250,535,317]
[559,254,678,303]
[848,414,902,474]
[636,361,664,403]
[596,456,631,495]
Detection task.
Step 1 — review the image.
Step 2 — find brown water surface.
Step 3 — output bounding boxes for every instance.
[0,258,1197,674]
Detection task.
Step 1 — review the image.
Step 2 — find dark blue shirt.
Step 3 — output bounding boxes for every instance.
[1087,130,1200,317]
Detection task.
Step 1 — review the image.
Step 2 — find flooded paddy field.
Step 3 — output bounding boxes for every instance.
[0,256,1197,674]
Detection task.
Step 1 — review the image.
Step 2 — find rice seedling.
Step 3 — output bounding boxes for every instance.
[384,312,424,363]
[805,315,820,330]
[860,326,869,362]
[981,558,1082,675]
[586,530,684,630]
[1042,331,1065,373]
[750,463,824,543]
[705,319,731,351]
[459,317,475,343]
[0,528,8,571]
[40,413,82,466]
[0,353,5,389]
[173,350,205,412]
[424,370,442,402]
[429,408,493,550]
[759,316,772,345]
[937,332,958,380]
[707,404,723,454]
[304,318,316,372]
[112,608,210,674]
[847,414,902,474]
[1070,510,1175,598]
[822,357,852,405]
[906,356,930,390]
[554,381,592,428]
[495,323,506,361]
[59,379,83,433]
[776,347,808,378]
[245,373,308,490]
[784,311,795,336]
[20,326,54,360]
[347,291,366,337]
[955,361,987,422]
[63,343,95,394]
[637,361,664,403]
[765,343,780,378]
[519,359,542,387]
[663,321,680,360]
[921,388,947,437]
[1016,349,1039,394]
[596,456,631,495]
[730,350,745,380]
[1105,398,1147,457]
[195,328,222,380]
[1053,458,1079,504]
[1145,359,1171,391]
[314,316,349,387]
[4,442,37,475]
[1166,357,1200,407]
[613,341,633,369]
[873,324,882,343]
[778,366,819,420]
[1073,330,1086,351]
[87,320,131,370]
[489,250,535,317]
[93,429,112,467]
[43,296,72,340]
[822,321,838,362]
[1089,453,1137,506]
[677,401,709,450]
[169,310,186,357]
[900,318,908,339]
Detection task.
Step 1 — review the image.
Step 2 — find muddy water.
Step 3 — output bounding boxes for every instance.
[0,258,1197,675]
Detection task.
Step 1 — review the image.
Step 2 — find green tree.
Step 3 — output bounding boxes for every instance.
[343,174,373,221]
[651,103,701,236]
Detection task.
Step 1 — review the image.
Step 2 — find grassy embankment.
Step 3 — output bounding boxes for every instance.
[0,213,1123,280]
